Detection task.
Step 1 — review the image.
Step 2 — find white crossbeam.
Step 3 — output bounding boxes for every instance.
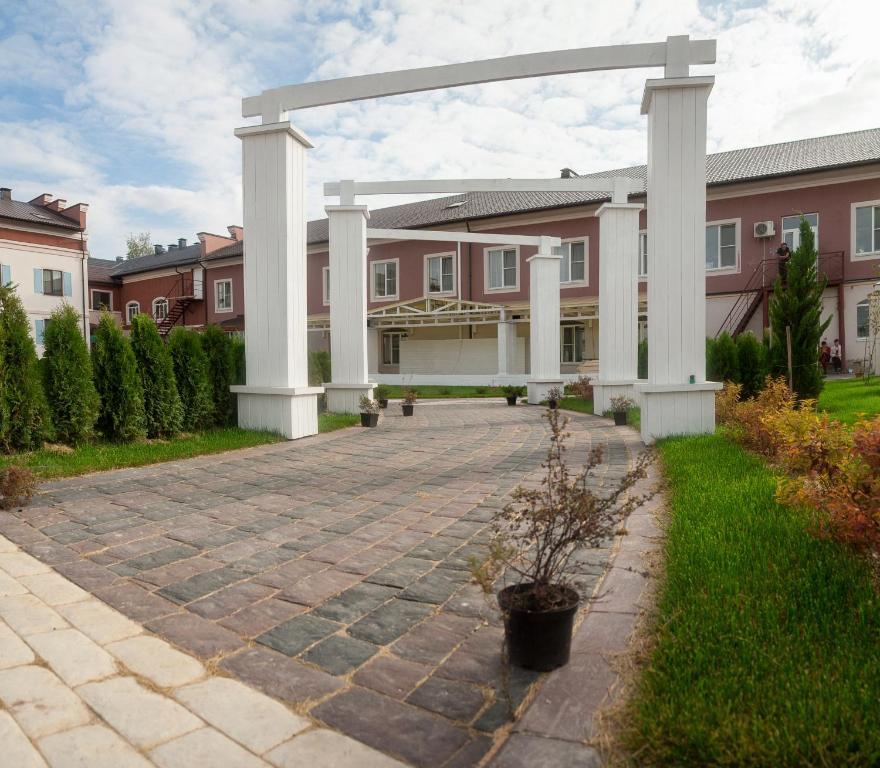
[366,228,561,247]
[326,176,643,204]
[244,36,716,121]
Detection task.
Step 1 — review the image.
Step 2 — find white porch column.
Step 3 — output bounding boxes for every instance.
[527,236,563,403]
[635,76,721,444]
[324,204,374,413]
[497,309,516,377]
[592,202,642,415]
[230,121,322,439]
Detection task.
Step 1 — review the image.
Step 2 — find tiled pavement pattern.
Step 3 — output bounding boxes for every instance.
[0,402,637,767]
[0,534,405,767]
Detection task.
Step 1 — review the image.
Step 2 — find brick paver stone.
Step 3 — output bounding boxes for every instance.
[266,728,407,768]
[0,710,47,768]
[0,665,91,739]
[38,724,153,768]
[0,620,35,670]
[149,727,268,768]
[105,635,205,688]
[25,628,117,687]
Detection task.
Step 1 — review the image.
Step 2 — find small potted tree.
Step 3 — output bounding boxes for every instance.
[471,408,649,671]
[546,386,563,410]
[401,388,417,416]
[375,384,391,409]
[502,385,524,406]
[609,394,634,426]
[359,395,380,427]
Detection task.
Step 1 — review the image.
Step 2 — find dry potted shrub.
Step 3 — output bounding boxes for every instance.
[546,386,563,410]
[401,388,417,416]
[609,394,635,426]
[0,466,37,510]
[359,395,380,428]
[567,375,594,402]
[502,385,525,406]
[471,407,651,671]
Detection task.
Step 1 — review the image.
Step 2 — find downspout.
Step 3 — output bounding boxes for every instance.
[837,252,846,365]
[79,230,89,343]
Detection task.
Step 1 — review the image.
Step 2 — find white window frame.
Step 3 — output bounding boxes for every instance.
[424,251,456,296]
[856,299,871,340]
[126,301,140,324]
[382,331,404,365]
[322,266,330,306]
[705,218,741,274]
[484,245,520,293]
[91,289,113,311]
[559,237,588,286]
[370,258,399,302]
[638,230,648,279]
[851,200,880,260]
[561,323,585,363]
[781,213,819,251]
[214,278,233,313]
[152,297,169,321]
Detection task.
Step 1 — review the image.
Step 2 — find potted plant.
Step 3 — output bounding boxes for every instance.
[375,384,390,409]
[546,386,563,410]
[471,408,650,671]
[502,385,524,406]
[401,388,417,416]
[359,395,380,427]
[609,394,634,426]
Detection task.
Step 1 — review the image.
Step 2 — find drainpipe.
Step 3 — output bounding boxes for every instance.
[79,230,89,344]
[837,252,846,364]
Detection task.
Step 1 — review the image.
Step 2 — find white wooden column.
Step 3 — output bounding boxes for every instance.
[230,121,322,439]
[497,309,516,378]
[324,204,374,413]
[635,76,721,443]
[527,236,563,403]
[592,202,642,415]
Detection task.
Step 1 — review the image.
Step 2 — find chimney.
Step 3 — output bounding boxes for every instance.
[29,193,53,207]
[46,199,67,212]
[227,225,243,241]
[178,237,187,249]
[154,244,166,255]
[168,243,178,250]
[0,188,10,201]
[58,202,88,228]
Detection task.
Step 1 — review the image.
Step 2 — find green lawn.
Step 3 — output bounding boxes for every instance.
[625,433,880,766]
[818,377,880,423]
[0,412,357,481]
[376,384,508,399]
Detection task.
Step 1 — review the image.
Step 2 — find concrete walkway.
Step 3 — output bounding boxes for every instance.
[0,402,648,766]
[0,534,404,767]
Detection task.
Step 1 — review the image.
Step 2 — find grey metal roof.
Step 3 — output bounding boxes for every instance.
[0,199,82,230]
[109,243,202,276]
[105,126,880,271]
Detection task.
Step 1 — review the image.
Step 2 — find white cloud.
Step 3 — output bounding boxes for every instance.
[0,0,878,257]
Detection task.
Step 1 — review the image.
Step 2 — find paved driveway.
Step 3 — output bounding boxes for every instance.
[0,401,634,767]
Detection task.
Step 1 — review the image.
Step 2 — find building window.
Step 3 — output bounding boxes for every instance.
[705,221,738,271]
[382,331,403,365]
[372,260,398,301]
[215,279,233,312]
[856,299,871,340]
[486,247,518,291]
[38,269,65,296]
[559,239,587,284]
[781,213,818,250]
[34,318,47,346]
[0,263,11,286]
[426,253,455,294]
[638,232,648,277]
[126,302,140,324]
[152,298,169,321]
[91,290,112,310]
[322,267,330,306]
[853,201,880,257]
[561,324,584,363]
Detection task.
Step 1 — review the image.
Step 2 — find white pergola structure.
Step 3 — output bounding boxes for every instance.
[235,35,718,443]
[323,177,640,408]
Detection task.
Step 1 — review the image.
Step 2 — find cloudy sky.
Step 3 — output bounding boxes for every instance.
[1,0,878,257]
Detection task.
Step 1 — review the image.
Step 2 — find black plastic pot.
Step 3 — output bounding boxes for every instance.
[548,399,558,410]
[402,404,414,416]
[506,395,518,406]
[613,410,627,426]
[498,583,579,671]
[378,398,389,409]
[360,412,379,427]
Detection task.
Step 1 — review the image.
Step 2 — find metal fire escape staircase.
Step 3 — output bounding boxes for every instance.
[157,273,203,337]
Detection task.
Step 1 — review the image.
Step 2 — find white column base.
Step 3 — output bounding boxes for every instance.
[634,381,722,445]
[231,385,323,440]
[591,380,637,416]
[324,382,375,414]
[527,379,564,405]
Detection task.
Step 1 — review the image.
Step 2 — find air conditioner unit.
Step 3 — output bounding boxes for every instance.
[754,220,775,238]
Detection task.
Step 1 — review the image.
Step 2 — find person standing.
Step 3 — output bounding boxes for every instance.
[820,339,831,375]
[832,339,843,374]
[776,242,792,283]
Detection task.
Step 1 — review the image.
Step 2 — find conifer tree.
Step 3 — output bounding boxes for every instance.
[735,330,769,399]
[167,327,212,431]
[0,284,50,452]
[130,315,182,438]
[92,313,145,442]
[42,304,99,444]
[707,331,739,383]
[201,325,234,426]
[769,217,831,399]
